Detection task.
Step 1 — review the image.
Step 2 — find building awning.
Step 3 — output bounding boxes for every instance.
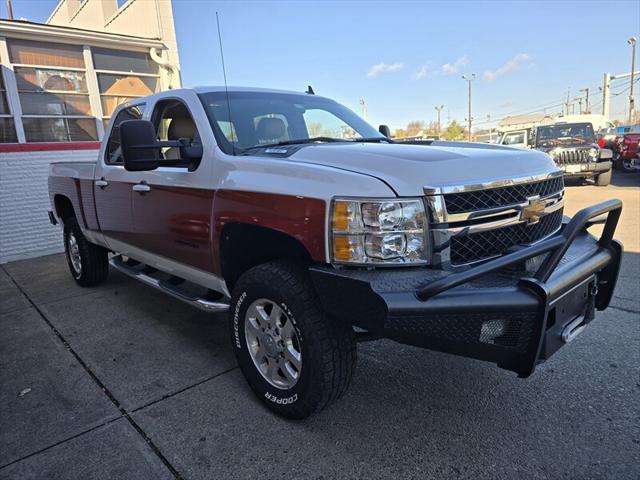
[0,19,166,51]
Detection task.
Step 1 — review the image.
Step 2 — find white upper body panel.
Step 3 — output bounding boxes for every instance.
[51,87,560,201]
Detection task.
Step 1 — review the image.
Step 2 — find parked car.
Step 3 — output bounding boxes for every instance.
[496,128,533,148]
[596,126,619,150]
[534,122,613,185]
[48,87,623,418]
[614,124,640,172]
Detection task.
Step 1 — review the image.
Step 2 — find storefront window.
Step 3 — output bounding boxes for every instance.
[93,48,159,122]
[22,117,97,143]
[2,39,164,143]
[92,48,158,75]
[8,39,84,69]
[8,39,97,142]
[0,72,17,142]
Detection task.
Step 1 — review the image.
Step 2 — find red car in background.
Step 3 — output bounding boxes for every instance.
[600,125,640,172]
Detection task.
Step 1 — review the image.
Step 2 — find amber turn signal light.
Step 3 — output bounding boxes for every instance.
[332,235,353,261]
[332,201,352,231]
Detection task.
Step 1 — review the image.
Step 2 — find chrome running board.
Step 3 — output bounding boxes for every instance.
[109,255,229,313]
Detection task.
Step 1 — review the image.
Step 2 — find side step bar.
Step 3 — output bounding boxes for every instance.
[109,255,229,313]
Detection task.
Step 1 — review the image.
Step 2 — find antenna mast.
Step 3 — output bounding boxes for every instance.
[216,12,235,155]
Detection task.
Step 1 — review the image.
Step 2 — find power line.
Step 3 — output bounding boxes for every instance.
[473,101,565,127]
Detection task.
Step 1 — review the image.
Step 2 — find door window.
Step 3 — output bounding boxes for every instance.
[104,104,145,165]
[152,99,202,168]
[503,131,525,145]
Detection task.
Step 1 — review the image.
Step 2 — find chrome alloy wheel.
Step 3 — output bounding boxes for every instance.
[67,232,82,276]
[244,298,302,389]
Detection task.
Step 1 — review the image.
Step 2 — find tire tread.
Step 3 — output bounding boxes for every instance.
[232,261,356,418]
[64,217,109,287]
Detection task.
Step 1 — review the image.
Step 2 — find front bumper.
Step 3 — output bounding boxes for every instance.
[310,200,623,378]
[558,160,611,177]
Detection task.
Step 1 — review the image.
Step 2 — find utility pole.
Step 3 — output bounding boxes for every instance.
[5,0,13,19]
[462,73,476,142]
[434,104,444,137]
[576,97,583,114]
[486,114,492,142]
[602,73,611,117]
[359,98,368,121]
[564,87,571,115]
[628,37,637,123]
[579,88,590,113]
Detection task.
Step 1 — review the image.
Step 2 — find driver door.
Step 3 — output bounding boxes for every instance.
[129,97,215,272]
[94,104,145,249]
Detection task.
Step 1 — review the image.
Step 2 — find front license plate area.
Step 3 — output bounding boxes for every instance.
[565,164,583,174]
[539,276,596,361]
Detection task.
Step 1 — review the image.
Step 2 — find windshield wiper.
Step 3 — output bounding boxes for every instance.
[240,136,392,154]
[351,137,393,143]
[240,137,345,153]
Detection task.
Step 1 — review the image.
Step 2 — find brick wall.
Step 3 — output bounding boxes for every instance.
[0,147,99,263]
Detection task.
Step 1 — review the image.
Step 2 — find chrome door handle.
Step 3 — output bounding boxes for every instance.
[95,179,109,189]
[132,183,151,193]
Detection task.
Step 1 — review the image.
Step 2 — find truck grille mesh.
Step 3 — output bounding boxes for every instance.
[450,208,564,265]
[553,148,592,165]
[443,176,564,214]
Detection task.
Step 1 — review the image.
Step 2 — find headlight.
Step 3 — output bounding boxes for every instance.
[331,198,429,265]
[589,147,598,159]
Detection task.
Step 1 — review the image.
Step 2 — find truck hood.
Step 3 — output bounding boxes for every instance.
[287,142,559,196]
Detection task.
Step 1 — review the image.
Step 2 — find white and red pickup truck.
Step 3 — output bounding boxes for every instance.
[48,87,623,418]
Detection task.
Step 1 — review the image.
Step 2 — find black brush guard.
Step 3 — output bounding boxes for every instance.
[310,200,623,377]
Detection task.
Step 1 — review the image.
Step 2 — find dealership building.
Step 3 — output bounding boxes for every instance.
[0,0,180,263]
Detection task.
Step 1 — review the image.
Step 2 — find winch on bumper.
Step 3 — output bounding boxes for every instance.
[310,200,623,378]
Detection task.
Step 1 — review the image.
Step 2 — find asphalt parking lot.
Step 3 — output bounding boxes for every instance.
[1,172,638,480]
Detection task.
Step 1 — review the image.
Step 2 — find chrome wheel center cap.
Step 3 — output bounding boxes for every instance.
[261,333,280,357]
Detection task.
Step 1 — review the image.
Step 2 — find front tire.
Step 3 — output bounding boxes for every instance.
[229,261,356,419]
[595,168,612,186]
[64,217,109,287]
[620,157,636,173]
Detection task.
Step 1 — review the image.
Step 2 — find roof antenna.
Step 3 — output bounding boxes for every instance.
[306,85,315,95]
[216,12,235,155]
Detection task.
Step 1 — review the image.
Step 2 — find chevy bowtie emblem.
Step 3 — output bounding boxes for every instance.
[520,196,546,225]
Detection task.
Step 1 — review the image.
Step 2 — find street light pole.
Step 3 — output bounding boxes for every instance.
[628,37,637,123]
[462,73,476,142]
[435,104,444,137]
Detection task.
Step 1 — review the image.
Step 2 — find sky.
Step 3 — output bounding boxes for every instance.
[3,0,640,130]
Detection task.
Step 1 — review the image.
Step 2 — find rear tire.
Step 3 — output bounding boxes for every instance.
[595,169,611,186]
[229,261,356,419]
[64,217,109,287]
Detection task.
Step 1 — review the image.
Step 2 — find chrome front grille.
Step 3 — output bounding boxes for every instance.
[449,209,564,265]
[552,148,591,165]
[443,176,564,214]
[427,173,565,268]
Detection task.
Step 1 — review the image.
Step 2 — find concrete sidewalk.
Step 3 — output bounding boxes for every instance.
[1,175,639,479]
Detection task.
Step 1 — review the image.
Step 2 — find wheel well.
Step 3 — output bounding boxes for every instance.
[220,223,312,291]
[54,195,75,223]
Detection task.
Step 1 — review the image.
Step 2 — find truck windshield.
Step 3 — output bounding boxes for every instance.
[536,123,595,148]
[198,91,384,154]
